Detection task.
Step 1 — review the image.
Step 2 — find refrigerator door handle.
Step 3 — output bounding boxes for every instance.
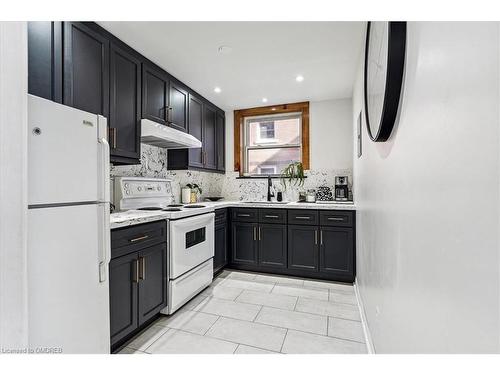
[97,115,110,203]
[97,202,111,283]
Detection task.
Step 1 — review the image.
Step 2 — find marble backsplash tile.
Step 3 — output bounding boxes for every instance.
[110,144,353,203]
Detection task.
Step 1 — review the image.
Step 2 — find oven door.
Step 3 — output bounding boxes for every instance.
[169,212,215,279]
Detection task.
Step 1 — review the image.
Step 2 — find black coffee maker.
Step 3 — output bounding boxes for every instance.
[334,176,349,201]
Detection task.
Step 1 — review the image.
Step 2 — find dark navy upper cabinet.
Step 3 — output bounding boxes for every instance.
[186,94,204,168]
[28,22,62,102]
[109,42,141,164]
[63,22,109,117]
[168,81,188,132]
[27,21,225,168]
[216,110,226,172]
[142,62,168,125]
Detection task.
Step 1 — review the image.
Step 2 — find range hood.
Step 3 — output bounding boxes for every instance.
[141,119,202,149]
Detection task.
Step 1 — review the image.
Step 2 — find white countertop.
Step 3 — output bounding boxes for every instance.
[110,200,356,229]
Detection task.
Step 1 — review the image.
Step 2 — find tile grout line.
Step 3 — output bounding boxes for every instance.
[279,329,289,353]
[203,315,222,336]
[252,304,264,322]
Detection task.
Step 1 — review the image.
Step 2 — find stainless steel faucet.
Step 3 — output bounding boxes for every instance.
[267,176,275,202]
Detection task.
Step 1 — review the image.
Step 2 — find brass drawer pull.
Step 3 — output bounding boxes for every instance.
[295,216,311,220]
[253,226,257,241]
[327,217,344,221]
[315,230,318,245]
[265,215,279,218]
[237,214,251,217]
[129,235,149,243]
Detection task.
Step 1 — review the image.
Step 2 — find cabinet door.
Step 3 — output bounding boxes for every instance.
[109,252,138,346]
[258,224,287,269]
[169,81,188,132]
[109,43,141,163]
[216,111,225,172]
[142,63,168,124]
[138,243,167,325]
[63,22,109,116]
[214,224,228,273]
[203,104,217,170]
[319,227,354,279]
[231,222,258,265]
[188,94,204,168]
[287,225,319,271]
[28,22,62,102]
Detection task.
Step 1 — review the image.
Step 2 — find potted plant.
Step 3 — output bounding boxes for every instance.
[280,161,305,191]
[186,183,202,203]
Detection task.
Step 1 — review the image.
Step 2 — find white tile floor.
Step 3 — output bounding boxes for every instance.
[118,270,368,354]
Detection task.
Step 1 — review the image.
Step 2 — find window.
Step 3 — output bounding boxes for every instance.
[234,102,310,176]
[244,113,302,175]
[257,122,276,143]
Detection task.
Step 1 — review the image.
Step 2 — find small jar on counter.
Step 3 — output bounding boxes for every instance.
[306,189,316,202]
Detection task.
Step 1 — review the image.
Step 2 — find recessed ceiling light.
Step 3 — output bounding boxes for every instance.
[218,46,232,54]
[295,75,304,82]
[214,87,221,93]
[271,108,276,111]
[262,98,268,103]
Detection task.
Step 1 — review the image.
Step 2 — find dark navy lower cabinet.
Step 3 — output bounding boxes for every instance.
[214,209,229,274]
[287,225,319,271]
[229,209,355,283]
[259,224,287,269]
[319,226,354,279]
[109,251,138,346]
[231,222,258,265]
[109,221,167,350]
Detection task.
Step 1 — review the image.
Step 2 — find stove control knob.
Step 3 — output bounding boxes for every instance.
[157,186,161,191]
[125,190,130,195]
[124,183,129,188]
[137,186,142,191]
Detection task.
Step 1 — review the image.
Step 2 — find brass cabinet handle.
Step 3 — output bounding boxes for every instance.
[109,128,117,149]
[132,259,139,283]
[320,230,323,246]
[253,226,257,241]
[139,256,146,280]
[315,230,318,245]
[237,214,251,217]
[296,216,311,220]
[129,235,148,243]
[264,215,279,219]
[259,226,261,241]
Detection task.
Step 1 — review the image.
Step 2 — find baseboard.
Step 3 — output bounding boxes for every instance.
[354,277,375,354]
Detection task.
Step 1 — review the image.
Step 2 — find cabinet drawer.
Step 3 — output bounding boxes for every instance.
[111,220,166,258]
[319,211,354,227]
[259,209,287,224]
[231,208,258,222]
[287,210,318,226]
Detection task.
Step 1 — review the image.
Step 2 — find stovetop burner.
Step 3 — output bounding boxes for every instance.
[161,208,182,212]
[184,204,206,208]
[167,204,184,207]
[137,207,163,211]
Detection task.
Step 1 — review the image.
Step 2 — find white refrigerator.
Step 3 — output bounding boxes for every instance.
[27,95,111,353]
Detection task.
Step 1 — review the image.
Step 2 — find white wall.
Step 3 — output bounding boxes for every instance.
[353,22,499,353]
[225,98,353,172]
[0,22,28,351]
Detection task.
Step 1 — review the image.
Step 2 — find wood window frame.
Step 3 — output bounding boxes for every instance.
[233,101,310,174]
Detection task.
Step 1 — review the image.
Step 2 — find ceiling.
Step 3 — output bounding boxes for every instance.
[98,22,365,111]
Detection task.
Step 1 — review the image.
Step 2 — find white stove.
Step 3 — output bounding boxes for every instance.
[112,177,214,315]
